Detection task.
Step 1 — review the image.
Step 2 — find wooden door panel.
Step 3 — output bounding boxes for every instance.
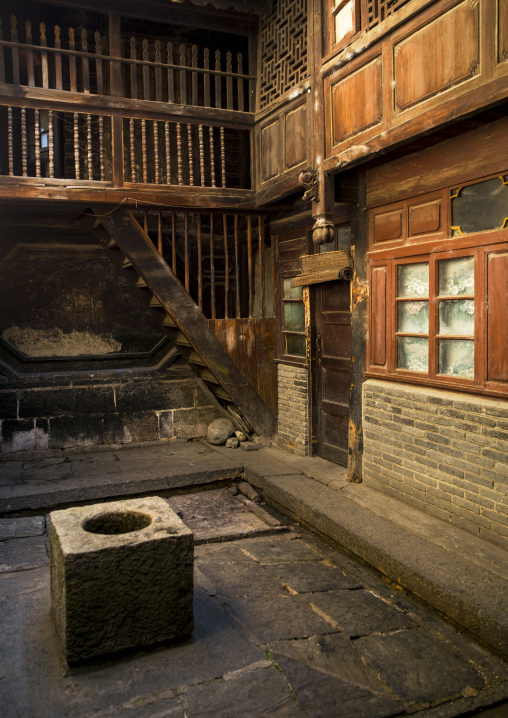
[316,282,351,466]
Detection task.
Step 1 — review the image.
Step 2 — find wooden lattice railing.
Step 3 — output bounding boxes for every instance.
[0,14,255,112]
[0,104,251,189]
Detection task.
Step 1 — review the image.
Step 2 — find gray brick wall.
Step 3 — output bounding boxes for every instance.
[363,379,508,549]
[277,363,309,456]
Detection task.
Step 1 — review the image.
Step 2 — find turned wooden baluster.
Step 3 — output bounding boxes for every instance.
[95,31,103,95]
[198,124,205,186]
[40,23,49,89]
[142,38,149,101]
[237,53,244,112]
[191,45,198,106]
[209,125,216,188]
[48,110,54,177]
[167,42,174,102]
[130,118,136,182]
[203,48,210,108]
[176,123,182,185]
[165,121,171,184]
[69,28,77,92]
[73,112,80,178]
[220,126,226,187]
[130,37,137,98]
[21,107,27,176]
[154,120,160,184]
[157,211,163,254]
[81,28,90,93]
[87,113,92,179]
[179,44,186,105]
[7,107,13,176]
[99,115,105,181]
[187,124,193,186]
[54,25,62,90]
[34,109,41,177]
[142,119,147,183]
[155,40,162,102]
[215,50,221,108]
[226,52,233,110]
[10,16,20,84]
[25,20,34,87]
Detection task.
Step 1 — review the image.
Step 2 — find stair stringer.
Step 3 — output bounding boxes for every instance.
[95,208,276,438]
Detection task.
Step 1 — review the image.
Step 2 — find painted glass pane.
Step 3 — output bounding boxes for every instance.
[283,278,303,300]
[451,176,508,234]
[397,301,429,334]
[438,256,474,296]
[284,302,305,331]
[438,300,474,336]
[337,224,352,250]
[438,339,474,378]
[397,336,428,372]
[286,333,306,356]
[397,263,429,298]
[334,1,355,44]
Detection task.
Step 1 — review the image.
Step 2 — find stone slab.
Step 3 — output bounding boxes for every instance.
[184,664,305,718]
[265,561,362,593]
[275,655,403,718]
[196,560,288,598]
[50,497,194,662]
[0,535,48,572]
[237,536,322,564]
[0,516,45,540]
[166,489,285,544]
[221,594,339,643]
[306,589,417,637]
[247,470,508,658]
[355,629,485,707]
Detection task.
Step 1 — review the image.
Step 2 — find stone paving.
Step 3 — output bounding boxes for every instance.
[1,495,508,717]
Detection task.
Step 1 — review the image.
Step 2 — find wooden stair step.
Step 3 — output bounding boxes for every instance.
[198,368,219,385]
[122,257,133,269]
[211,385,232,402]
[150,295,164,308]
[137,276,148,288]
[187,350,206,366]
[176,332,192,347]
[163,314,177,327]
[107,238,118,249]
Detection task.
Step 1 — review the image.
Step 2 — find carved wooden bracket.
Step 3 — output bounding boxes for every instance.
[298,169,319,203]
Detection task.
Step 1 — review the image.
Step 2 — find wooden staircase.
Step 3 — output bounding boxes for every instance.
[95,207,276,437]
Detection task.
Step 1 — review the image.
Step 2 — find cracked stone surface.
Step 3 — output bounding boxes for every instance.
[1,493,508,717]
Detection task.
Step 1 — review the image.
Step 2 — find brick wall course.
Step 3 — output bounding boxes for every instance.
[363,379,508,549]
[277,363,309,456]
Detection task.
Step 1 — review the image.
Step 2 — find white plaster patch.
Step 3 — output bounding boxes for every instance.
[2,326,122,357]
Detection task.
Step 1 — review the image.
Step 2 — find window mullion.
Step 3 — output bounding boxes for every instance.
[428,257,437,379]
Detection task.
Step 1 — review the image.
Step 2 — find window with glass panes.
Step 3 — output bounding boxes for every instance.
[281,278,306,358]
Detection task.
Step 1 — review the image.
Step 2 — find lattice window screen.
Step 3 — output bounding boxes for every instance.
[258,0,309,110]
[367,0,413,29]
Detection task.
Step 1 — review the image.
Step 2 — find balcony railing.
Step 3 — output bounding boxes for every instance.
[0,104,251,189]
[0,14,255,112]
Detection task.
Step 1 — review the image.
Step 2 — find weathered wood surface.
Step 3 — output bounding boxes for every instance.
[96,208,276,436]
[324,0,507,173]
[207,318,277,417]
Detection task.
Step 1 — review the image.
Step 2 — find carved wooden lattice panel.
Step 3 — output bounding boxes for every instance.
[367,0,413,29]
[259,0,309,109]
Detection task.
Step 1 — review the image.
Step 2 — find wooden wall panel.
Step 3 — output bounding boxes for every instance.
[393,0,480,112]
[260,120,281,183]
[284,104,307,170]
[487,251,508,382]
[370,266,387,367]
[499,0,508,63]
[331,58,382,144]
[408,200,442,236]
[208,317,277,416]
[373,208,404,243]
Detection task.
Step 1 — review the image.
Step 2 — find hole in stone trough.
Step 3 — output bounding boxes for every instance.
[83,510,152,535]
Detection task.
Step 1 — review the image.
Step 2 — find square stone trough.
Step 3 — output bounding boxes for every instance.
[49,497,194,664]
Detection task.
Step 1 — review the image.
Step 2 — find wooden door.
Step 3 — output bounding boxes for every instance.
[315,281,351,465]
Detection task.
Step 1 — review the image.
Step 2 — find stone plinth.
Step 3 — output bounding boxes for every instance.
[49,497,194,663]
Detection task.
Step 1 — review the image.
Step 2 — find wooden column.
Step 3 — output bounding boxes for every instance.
[109,13,123,186]
[348,173,368,483]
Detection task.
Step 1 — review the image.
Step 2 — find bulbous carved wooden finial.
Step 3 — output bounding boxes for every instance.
[312,215,335,245]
